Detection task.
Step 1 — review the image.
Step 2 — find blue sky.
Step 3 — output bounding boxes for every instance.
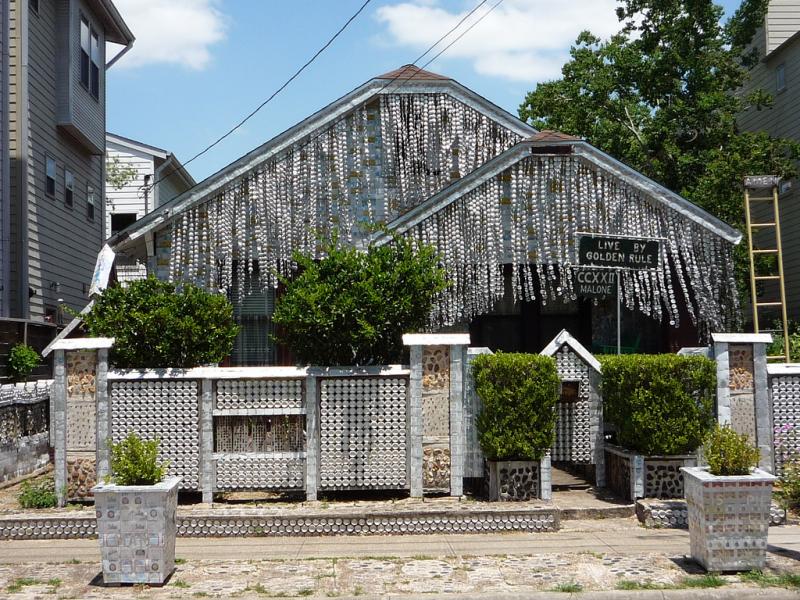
[107,0,743,183]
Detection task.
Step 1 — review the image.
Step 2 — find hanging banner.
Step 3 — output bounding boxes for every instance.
[578,235,660,270]
[573,269,617,298]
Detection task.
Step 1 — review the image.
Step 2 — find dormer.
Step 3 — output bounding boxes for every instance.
[56,0,134,155]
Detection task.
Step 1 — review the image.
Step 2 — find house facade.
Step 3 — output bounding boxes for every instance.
[738,0,800,322]
[0,0,133,322]
[106,65,742,365]
[105,133,194,238]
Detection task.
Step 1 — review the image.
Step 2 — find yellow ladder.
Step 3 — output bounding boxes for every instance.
[744,175,789,362]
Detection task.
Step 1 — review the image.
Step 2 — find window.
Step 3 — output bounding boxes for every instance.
[111,213,137,235]
[86,184,95,221]
[777,63,787,92]
[30,0,39,14]
[64,169,74,207]
[45,156,56,197]
[80,16,100,99]
[80,17,89,88]
[90,29,100,98]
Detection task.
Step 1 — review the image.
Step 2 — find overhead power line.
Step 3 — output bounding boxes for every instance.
[135,0,503,214]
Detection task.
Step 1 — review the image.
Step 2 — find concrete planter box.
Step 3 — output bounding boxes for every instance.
[487,458,551,501]
[605,444,697,501]
[681,466,776,572]
[92,476,180,585]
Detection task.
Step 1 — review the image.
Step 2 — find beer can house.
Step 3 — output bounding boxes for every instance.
[103,66,741,362]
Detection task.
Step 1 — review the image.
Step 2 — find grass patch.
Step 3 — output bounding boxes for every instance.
[410,555,434,561]
[740,570,800,588]
[353,585,365,596]
[298,589,314,597]
[681,574,726,588]
[66,558,81,564]
[552,582,582,593]
[192,593,209,598]
[616,580,665,590]
[175,557,187,564]
[7,578,41,593]
[173,579,191,589]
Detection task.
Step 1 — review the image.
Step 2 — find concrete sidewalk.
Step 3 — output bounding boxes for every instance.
[0,518,798,599]
[1,518,799,564]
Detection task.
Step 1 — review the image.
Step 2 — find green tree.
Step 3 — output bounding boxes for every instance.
[519,0,800,303]
[273,236,448,366]
[82,277,239,368]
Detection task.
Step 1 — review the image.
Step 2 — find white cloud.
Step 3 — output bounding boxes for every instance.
[112,0,227,70]
[376,0,620,82]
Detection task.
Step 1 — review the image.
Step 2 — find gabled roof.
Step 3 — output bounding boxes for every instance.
[373,134,742,245]
[541,329,601,373]
[107,133,169,159]
[377,65,451,81]
[528,130,581,143]
[87,0,134,45]
[108,67,536,251]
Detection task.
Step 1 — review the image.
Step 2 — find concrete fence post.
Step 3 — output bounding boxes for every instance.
[95,348,111,480]
[407,345,423,498]
[305,374,319,501]
[52,349,67,508]
[199,378,214,503]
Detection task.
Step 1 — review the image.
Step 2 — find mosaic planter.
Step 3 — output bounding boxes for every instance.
[681,466,776,572]
[92,476,180,585]
[487,459,550,501]
[605,444,697,501]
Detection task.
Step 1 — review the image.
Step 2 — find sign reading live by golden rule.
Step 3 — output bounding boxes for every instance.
[578,236,660,270]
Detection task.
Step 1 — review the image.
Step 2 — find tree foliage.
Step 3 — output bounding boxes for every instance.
[7,343,40,382]
[519,0,800,300]
[82,277,239,368]
[473,353,560,461]
[272,236,448,366]
[106,156,138,190]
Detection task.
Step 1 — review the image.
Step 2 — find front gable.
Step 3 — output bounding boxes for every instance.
[113,66,535,292]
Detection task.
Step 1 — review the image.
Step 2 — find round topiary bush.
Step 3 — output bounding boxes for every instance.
[473,353,560,461]
[273,236,448,366]
[601,354,716,455]
[82,276,239,369]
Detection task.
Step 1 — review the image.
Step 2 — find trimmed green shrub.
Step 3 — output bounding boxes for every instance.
[109,432,168,486]
[778,457,800,508]
[473,353,560,461]
[82,276,239,369]
[18,477,57,509]
[273,236,448,366]
[703,425,760,476]
[7,343,40,382]
[601,354,716,455]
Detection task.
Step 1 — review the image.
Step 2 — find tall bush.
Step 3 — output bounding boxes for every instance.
[473,353,560,461]
[601,354,716,455]
[82,277,239,368]
[273,236,448,366]
[7,343,40,382]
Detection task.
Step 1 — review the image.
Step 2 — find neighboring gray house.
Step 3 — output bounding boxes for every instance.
[738,0,800,321]
[0,0,133,322]
[105,133,194,238]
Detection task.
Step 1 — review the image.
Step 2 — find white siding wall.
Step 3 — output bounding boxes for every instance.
[767,0,800,56]
[105,142,154,237]
[739,22,800,321]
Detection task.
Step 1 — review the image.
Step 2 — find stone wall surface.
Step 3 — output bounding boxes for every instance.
[0,382,51,483]
[66,351,97,498]
[422,346,450,490]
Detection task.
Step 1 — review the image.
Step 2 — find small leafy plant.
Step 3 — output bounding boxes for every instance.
[109,433,168,486]
[7,343,40,383]
[18,477,57,509]
[473,353,559,461]
[778,457,800,509]
[703,425,760,476]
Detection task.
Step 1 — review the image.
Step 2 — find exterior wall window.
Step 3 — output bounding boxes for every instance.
[30,0,39,14]
[45,156,56,197]
[90,29,100,98]
[111,213,137,235]
[80,17,90,88]
[87,185,95,221]
[80,16,100,99]
[64,169,74,207]
[777,63,786,92]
